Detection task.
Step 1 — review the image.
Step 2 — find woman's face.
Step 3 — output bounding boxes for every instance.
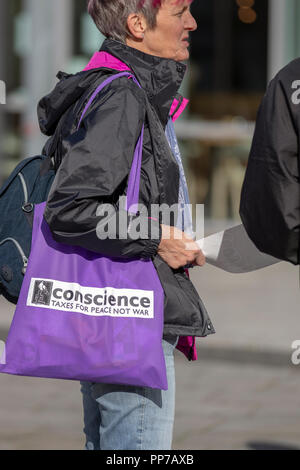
[145,0,197,61]
[128,0,197,62]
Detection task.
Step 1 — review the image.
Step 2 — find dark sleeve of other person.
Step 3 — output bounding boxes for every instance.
[240,61,300,265]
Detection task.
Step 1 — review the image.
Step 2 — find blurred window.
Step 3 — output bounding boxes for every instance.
[190,0,268,120]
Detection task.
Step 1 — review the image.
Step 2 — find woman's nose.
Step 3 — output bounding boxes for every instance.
[185,11,197,31]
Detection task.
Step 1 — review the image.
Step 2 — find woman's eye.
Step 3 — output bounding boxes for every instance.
[175,7,188,17]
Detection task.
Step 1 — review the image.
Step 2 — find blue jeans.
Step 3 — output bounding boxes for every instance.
[80,336,178,450]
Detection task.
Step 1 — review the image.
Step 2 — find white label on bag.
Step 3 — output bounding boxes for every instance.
[26,278,154,319]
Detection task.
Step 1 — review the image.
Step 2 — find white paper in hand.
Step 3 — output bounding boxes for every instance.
[196,224,280,273]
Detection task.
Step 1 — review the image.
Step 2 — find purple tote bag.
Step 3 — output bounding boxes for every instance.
[0,73,167,390]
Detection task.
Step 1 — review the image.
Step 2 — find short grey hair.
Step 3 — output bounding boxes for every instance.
[87,0,162,43]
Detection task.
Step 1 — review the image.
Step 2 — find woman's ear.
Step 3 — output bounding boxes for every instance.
[127,13,147,40]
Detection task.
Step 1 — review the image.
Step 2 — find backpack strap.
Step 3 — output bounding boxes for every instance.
[45,110,68,172]
[40,154,54,176]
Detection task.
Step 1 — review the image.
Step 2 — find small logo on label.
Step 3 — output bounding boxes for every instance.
[31,280,53,306]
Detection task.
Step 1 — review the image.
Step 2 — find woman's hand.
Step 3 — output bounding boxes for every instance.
[157,224,206,269]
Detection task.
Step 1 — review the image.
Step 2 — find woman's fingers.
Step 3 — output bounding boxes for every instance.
[194,251,206,266]
[158,225,206,268]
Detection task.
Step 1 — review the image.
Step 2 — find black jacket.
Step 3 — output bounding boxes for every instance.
[38,39,215,338]
[240,58,300,265]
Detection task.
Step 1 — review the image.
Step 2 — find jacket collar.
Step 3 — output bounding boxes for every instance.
[84,39,188,127]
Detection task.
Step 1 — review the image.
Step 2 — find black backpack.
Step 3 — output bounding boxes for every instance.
[0,154,56,304]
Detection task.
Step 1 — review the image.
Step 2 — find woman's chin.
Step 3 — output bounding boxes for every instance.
[175,49,190,62]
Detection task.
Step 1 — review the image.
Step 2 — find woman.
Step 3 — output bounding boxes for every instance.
[38,0,215,450]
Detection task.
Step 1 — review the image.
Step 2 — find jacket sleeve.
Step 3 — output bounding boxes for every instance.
[240,75,300,264]
[44,83,161,259]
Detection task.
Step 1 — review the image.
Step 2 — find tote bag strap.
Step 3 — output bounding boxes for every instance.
[77,71,141,130]
[77,71,144,214]
[125,123,144,214]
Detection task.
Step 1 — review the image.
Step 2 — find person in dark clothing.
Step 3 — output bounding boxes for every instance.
[38,0,214,450]
[240,58,300,265]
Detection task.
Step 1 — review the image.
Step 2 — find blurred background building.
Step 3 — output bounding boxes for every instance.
[0,0,300,220]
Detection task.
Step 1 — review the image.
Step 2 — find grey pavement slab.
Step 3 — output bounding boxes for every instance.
[173,354,300,450]
[0,354,300,450]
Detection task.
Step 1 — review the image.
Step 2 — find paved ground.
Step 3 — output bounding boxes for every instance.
[0,351,299,450]
[174,355,300,450]
[0,235,300,450]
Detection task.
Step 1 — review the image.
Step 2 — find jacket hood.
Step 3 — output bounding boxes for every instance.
[38,69,104,136]
[38,39,188,136]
